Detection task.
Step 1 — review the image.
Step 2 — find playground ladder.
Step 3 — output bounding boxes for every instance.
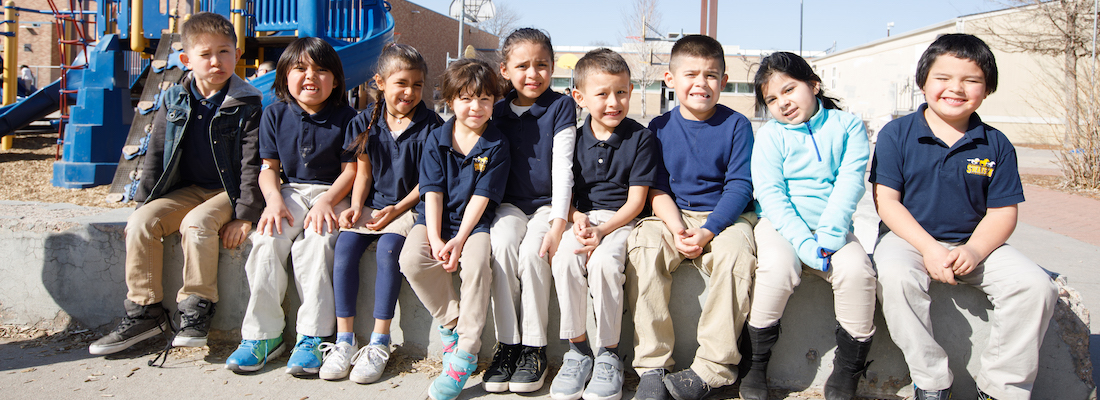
[47,0,94,160]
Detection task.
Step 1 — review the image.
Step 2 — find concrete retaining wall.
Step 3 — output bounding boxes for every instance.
[0,200,1093,399]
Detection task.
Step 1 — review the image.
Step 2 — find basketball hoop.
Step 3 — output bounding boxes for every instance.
[449,0,496,23]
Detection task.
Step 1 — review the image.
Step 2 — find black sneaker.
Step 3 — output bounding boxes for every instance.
[637,368,671,400]
[89,300,170,355]
[976,388,995,400]
[663,368,713,400]
[483,342,522,393]
[509,345,547,392]
[172,295,216,347]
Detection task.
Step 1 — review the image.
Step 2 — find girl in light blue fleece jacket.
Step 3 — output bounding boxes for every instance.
[739,52,877,400]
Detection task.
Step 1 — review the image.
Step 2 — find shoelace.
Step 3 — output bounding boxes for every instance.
[515,350,543,374]
[591,360,617,383]
[488,345,517,371]
[147,305,178,367]
[557,356,586,378]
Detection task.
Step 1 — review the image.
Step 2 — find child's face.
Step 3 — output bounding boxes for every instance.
[921,54,988,126]
[761,72,820,125]
[181,33,241,93]
[501,42,553,106]
[573,71,632,134]
[665,55,727,121]
[450,89,495,132]
[287,56,335,114]
[376,69,425,117]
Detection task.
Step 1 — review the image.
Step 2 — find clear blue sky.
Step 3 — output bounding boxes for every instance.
[407,0,1006,53]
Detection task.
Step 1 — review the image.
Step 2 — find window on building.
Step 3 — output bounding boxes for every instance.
[551,77,572,89]
[722,82,754,95]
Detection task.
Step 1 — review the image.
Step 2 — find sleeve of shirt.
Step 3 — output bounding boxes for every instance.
[339,113,358,163]
[815,114,870,251]
[258,106,280,160]
[629,129,659,187]
[648,116,672,194]
[344,111,369,152]
[550,125,576,222]
[701,114,755,234]
[868,121,904,191]
[986,140,1025,208]
[751,122,816,257]
[476,138,512,205]
[418,129,445,196]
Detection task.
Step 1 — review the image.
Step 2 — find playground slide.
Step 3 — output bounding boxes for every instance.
[0,78,72,137]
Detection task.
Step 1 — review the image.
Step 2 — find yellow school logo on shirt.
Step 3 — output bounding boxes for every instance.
[474,156,489,172]
[966,158,996,177]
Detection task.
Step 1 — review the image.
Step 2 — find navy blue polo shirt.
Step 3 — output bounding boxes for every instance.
[648,105,755,235]
[346,101,443,209]
[573,116,658,213]
[177,79,228,190]
[259,100,358,185]
[869,104,1024,242]
[492,89,577,214]
[415,118,511,240]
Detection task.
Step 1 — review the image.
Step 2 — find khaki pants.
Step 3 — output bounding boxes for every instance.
[489,203,553,346]
[551,210,632,348]
[748,218,877,340]
[875,231,1057,400]
[626,210,757,387]
[125,185,232,305]
[400,225,492,355]
[240,183,349,340]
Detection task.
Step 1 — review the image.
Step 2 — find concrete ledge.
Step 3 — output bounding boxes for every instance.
[0,200,1093,399]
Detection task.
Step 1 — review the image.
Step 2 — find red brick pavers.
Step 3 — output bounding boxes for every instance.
[1019,184,1100,247]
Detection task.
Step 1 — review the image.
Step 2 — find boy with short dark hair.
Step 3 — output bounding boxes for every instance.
[89,12,264,356]
[626,34,757,400]
[547,48,657,400]
[871,34,1057,400]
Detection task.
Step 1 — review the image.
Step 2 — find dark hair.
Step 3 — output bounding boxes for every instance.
[441,58,503,105]
[669,34,725,75]
[574,48,631,90]
[180,12,236,50]
[753,51,841,113]
[916,33,998,95]
[273,37,348,108]
[500,28,554,93]
[354,43,429,154]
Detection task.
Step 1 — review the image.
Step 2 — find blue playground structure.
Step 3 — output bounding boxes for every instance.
[0,0,394,190]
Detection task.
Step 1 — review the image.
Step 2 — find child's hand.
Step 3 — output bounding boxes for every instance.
[304,201,337,234]
[921,245,956,285]
[338,207,362,229]
[258,200,294,236]
[440,237,466,273]
[539,219,568,261]
[678,228,714,259]
[572,214,591,241]
[574,225,605,257]
[429,236,447,263]
[364,206,397,231]
[673,228,704,259]
[219,219,252,249]
[945,244,981,277]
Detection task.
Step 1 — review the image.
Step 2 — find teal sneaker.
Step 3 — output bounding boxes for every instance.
[286,335,324,376]
[429,349,477,400]
[225,337,285,373]
[438,325,459,357]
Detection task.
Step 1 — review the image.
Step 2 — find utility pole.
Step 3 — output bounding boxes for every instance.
[458,0,465,58]
[799,0,803,56]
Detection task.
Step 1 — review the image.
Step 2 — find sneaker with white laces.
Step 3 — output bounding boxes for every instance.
[583,351,624,400]
[349,343,391,384]
[318,341,358,380]
[549,349,593,400]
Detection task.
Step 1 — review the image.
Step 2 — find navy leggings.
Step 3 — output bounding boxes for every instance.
[333,231,405,320]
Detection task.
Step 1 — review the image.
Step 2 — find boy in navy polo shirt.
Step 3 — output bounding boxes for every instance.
[548,48,657,400]
[398,58,509,400]
[870,34,1057,400]
[626,34,758,400]
[90,12,264,356]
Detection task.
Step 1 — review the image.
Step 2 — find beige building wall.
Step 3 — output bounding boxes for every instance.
[810,7,1065,144]
[3,0,65,91]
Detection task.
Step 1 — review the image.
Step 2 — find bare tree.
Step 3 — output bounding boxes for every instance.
[980,0,1099,188]
[620,0,665,117]
[478,2,521,42]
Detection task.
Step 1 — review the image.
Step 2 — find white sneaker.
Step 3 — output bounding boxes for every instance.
[318,341,358,380]
[349,343,391,384]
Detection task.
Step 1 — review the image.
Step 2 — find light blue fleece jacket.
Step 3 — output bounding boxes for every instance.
[751,101,869,269]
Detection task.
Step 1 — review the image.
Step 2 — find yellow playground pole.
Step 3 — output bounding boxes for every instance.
[129,0,146,53]
[2,0,17,151]
[232,0,246,77]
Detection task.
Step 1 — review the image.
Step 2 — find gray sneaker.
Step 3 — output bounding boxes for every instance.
[583,351,624,400]
[89,300,170,355]
[550,349,593,400]
[349,343,390,384]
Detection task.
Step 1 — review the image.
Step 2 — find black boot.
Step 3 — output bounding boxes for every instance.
[740,323,780,400]
[824,326,873,400]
